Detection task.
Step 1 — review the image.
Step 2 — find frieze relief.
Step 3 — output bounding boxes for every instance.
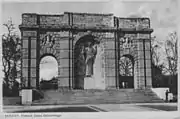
[120,37,135,49]
[40,32,68,49]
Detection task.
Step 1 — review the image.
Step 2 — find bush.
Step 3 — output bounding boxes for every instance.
[3,82,19,97]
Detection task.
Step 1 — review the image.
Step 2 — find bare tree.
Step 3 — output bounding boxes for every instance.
[163,31,178,93]
[150,36,164,87]
[151,36,164,67]
[2,19,21,89]
[164,31,177,76]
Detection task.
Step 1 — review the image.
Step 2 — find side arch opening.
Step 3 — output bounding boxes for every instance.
[119,55,134,88]
[39,55,58,90]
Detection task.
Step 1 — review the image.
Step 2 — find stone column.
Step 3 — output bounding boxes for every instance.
[22,31,37,88]
[21,30,37,105]
[56,31,71,89]
[144,39,152,88]
[20,13,39,105]
[104,32,116,89]
[137,39,145,89]
[133,59,139,89]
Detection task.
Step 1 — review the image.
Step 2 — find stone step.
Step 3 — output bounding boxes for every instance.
[32,89,164,105]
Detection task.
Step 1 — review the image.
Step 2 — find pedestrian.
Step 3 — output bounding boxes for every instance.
[165,90,169,102]
[168,93,173,102]
[122,82,125,88]
[125,82,128,88]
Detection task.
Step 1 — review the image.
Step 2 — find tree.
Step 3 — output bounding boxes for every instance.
[2,19,21,90]
[119,57,133,76]
[164,31,177,76]
[150,36,164,87]
[164,31,178,93]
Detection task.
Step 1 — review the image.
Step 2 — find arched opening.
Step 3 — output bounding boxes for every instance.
[39,55,58,90]
[119,55,134,88]
[73,35,97,89]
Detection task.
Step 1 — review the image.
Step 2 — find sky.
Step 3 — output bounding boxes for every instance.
[1,0,178,80]
[40,56,58,80]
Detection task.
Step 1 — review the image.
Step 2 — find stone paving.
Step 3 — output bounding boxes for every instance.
[3,103,177,113]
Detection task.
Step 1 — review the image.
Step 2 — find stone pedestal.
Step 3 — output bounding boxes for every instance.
[84,77,95,89]
[21,89,32,105]
[94,77,105,90]
[93,45,106,90]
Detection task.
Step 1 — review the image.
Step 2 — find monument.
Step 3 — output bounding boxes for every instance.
[19,12,153,91]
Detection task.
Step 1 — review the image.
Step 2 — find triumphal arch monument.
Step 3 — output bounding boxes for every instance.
[19,12,153,90]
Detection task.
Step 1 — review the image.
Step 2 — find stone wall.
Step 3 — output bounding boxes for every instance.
[22,14,37,25]
[117,18,150,29]
[40,15,68,26]
[71,12,114,27]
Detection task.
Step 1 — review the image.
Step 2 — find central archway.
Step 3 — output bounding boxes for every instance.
[73,35,97,89]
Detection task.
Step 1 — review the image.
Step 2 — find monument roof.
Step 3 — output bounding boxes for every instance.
[22,12,150,19]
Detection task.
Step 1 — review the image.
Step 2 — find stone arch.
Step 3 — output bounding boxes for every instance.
[121,54,134,66]
[39,53,58,62]
[119,54,135,88]
[40,47,60,60]
[73,31,99,46]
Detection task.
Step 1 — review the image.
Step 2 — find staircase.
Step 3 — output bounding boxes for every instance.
[32,89,164,105]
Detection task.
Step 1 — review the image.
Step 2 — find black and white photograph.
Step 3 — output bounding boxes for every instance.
[0,0,179,118]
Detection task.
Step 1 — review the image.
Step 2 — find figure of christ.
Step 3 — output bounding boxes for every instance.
[84,42,97,77]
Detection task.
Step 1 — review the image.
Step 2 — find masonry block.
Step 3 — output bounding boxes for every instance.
[30,67,36,78]
[105,76,116,87]
[105,68,116,77]
[22,48,28,59]
[22,68,28,78]
[58,77,69,87]
[23,31,37,37]
[22,59,29,68]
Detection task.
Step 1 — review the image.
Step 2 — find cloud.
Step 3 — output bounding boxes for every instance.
[137,4,153,17]
[128,3,153,17]
[40,68,58,80]
[127,0,178,29]
[126,0,177,68]
[103,0,125,16]
[156,0,178,28]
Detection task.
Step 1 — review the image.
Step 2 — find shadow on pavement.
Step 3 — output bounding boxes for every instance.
[138,105,177,111]
[13,106,99,112]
